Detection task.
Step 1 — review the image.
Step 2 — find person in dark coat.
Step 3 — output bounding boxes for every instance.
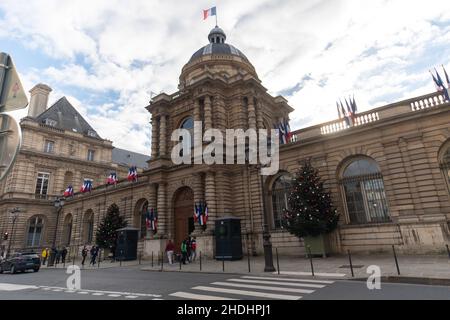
[89,246,98,266]
[81,246,88,266]
[55,248,61,264]
[61,247,68,264]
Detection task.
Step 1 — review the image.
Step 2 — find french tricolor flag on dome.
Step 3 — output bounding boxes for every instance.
[203,6,217,20]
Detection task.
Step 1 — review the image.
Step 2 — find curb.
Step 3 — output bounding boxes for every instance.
[351,276,450,287]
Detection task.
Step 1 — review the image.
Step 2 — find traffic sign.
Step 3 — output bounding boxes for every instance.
[0,52,28,112]
[0,113,21,182]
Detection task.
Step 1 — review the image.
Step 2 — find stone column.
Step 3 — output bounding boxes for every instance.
[247,96,257,129]
[256,98,264,129]
[148,184,157,239]
[157,183,167,236]
[193,98,201,122]
[204,171,217,230]
[159,115,167,157]
[213,95,227,132]
[151,115,158,158]
[204,96,212,131]
[192,173,204,235]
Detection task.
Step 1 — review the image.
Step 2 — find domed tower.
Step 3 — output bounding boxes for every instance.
[179,26,260,90]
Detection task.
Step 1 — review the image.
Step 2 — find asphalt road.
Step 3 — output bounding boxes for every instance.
[0,265,449,300]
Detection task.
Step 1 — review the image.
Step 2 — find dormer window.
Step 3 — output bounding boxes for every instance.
[44,118,57,127]
[87,130,97,138]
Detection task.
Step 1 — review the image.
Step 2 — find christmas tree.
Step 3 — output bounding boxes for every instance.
[283,160,339,238]
[96,204,127,248]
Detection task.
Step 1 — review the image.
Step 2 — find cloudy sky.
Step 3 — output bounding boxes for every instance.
[2,0,450,154]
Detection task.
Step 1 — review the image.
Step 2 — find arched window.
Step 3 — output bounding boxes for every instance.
[62,214,73,246]
[82,211,94,244]
[179,117,194,154]
[26,216,44,247]
[340,158,390,224]
[271,174,293,229]
[440,145,450,193]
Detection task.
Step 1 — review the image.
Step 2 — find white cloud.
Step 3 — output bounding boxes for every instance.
[1,0,450,154]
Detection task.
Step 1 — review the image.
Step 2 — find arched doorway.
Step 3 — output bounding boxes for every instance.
[61,214,73,246]
[173,187,195,253]
[133,199,149,239]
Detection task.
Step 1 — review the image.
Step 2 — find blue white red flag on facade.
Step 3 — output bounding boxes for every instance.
[443,65,450,89]
[146,208,158,232]
[64,185,74,197]
[107,172,118,185]
[351,95,358,114]
[337,102,342,119]
[80,180,92,193]
[431,69,450,101]
[203,6,217,20]
[127,166,138,182]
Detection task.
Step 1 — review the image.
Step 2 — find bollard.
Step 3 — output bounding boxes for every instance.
[199,251,202,271]
[222,259,225,272]
[392,245,400,275]
[247,247,251,273]
[347,250,354,278]
[276,248,280,275]
[179,255,182,271]
[120,258,122,267]
[161,252,164,271]
[152,252,154,268]
[139,253,142,265]
[307,246,315,277]
[97,251,101,269]
[446,244,450,259]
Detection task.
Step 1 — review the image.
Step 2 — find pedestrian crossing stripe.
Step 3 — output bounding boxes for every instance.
[192,286,302,300]
[170,292,237,300]
[275,271,346,277]
[242,276,334,284]
[211,282,315,294]
[227,278,325,288]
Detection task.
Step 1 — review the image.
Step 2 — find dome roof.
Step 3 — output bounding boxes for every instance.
[188,26,249,64]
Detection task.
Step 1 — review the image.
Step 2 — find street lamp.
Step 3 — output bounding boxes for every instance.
[259,170,276,272]
[6,207,20,258]
[48,197,65,266]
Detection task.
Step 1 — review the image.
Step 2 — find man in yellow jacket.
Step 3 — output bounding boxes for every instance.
[41,248,48,265]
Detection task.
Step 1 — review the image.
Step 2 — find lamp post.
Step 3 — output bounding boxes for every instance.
[48,197,65,266]
[258,167,276,272]
[6,207,20,258]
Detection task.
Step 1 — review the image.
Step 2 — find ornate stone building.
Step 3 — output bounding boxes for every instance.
[1,27,450,257]
[0,84,149,255]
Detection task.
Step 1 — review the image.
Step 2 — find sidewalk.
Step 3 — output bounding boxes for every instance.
[40,253,450,284]
[141,253,450,282]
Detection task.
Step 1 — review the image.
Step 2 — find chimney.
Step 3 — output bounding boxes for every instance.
[28,83,52,117]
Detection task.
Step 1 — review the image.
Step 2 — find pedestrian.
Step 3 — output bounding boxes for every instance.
[81,246,88,266]
[190,237,197,262]
[165,240,175,265]
[61,247,68,264]
[55,248,61,265]
[90,246,98,266]
[41,248,48,265]
[186,237,192,263]
[181,238,188,264]
[110,245,116,262]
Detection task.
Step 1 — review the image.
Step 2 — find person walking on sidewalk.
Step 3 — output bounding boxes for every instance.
[165,240,175,265]
[181,239,188,264]
[90,246,98,266]
[61,247,68,264]
[186,237,192,263]
[55,248,61,265]
[41,248,48,265]
[190,237,197,262]
[81,246,88,266]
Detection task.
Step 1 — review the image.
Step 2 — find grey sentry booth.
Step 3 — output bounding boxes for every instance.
[115,227,139,261]
[215,217,243,261]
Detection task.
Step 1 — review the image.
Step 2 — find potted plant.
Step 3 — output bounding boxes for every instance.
[283,160,339,257]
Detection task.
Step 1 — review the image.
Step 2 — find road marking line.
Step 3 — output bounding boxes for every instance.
[38,286,162,298]
[274,271,346,277]
[227,278,325,288]
[108,294,121,298]
[65,291,76,293]
[170,292,237,300]
[192,286,302,300]
[92,293,105,296]
[77,292,89,295]
[0,283,39,291]
[212,282,315,294]
[242,276,334,284]
[52,289,63,292]
[152,298,164,300]
[125,296,139,299]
